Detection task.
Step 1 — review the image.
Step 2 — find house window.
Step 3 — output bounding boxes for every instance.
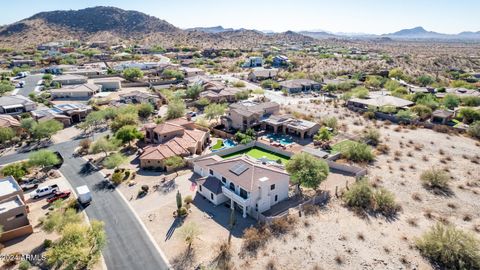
[209,169,213,175]
[15,213,24,218]
[270,184,275,190]
[210,193,214,200]
[275,195,278,202]
[229,182,235,191]
[240,188,248,199]
[221,177,226,183]
[255,203,258,212]
[199,185,202,191]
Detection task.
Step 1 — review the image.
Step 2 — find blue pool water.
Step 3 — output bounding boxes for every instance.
[223,139,237,148]
[266,133,294,145]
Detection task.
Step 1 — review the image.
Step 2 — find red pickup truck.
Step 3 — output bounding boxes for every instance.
[46,190,71,203]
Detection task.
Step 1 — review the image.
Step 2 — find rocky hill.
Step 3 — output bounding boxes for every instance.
[0,6,314,49]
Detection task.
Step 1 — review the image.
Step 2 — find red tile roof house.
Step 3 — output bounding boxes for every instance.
[193,155,290,219]
[139,118,210,170]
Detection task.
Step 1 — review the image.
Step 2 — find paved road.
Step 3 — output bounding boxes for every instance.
[0,140,170,270]
[14,74,43,97]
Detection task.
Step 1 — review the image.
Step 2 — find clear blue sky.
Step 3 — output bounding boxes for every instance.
[1,0,479,34]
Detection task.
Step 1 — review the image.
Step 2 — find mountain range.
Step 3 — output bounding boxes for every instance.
[0,6,478,49]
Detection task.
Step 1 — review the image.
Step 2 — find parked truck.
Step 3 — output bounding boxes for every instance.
[31,184,59,199]
[76,185,92,205]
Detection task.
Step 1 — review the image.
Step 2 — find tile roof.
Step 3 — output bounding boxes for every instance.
[0,115,20,128]
[194,155,289,192]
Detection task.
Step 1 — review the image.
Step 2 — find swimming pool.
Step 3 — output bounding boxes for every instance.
[265,133,294,146]
[211,139,237,152]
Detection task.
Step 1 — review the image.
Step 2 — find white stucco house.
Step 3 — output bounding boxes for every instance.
[193,154,290,219]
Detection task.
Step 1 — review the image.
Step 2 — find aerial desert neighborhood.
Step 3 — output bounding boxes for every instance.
[0,1,479,269]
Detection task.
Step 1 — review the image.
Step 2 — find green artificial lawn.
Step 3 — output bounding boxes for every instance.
[212,139,224,150]
[331,139,356,154]
[221,147,290,164]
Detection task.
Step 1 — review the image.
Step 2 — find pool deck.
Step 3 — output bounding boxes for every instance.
[258,137,305,154]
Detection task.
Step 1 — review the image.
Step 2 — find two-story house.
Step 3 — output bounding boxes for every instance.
[193,155,290,219]
[242,57,263,68]
[221,101,280,131]
[140,118,210,169]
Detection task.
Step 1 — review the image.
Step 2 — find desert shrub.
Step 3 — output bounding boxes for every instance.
[269,216,297,236]
[363,111,375,119]
[344,180,399,217]
[79,138,92,152]
[362,128,381,146]
[141,185,149,192]
[433,125,451,134]
[343,180,373,209]
[242,226,271,253]
[468,121,480,139]
[376,144,390,154]
[341,142,375,162]
[416,223,480,270]
[177,206,188,216]
[373,188,400,216]
[420,169,451,190]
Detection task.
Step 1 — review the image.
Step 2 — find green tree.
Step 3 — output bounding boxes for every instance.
[20,118,37,134]
[115,125,144,146]
[443,94,460,109]
[162,69,184,80]
[0,127,14,145]
[164,156,186,175]
[89,137,120,157]
[314,127,332,142]
[196,97,210,107]
[0,81,14,94]
[28,150,60,171]
[341,142,375,162]
[46,221,106,269]
[185,84,203,99]
[204,103,227,123]
[166,99,186,119]
[137,103,154,119]
[411,104,433,119]
[1,162,29,180]
[122,68,144,81]
[32,120,63,141]
[234,128,255,144]
[110,113,138,132]
[457,108,480,123]
[103,153,127,169]
[285,152,329,196]
[417,75,435,87]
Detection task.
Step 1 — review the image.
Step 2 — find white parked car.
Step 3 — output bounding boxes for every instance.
[31,184,59,199]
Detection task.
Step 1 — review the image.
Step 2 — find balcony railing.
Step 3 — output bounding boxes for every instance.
[222,186,250,205]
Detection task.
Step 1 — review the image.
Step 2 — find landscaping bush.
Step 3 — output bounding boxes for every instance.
[177,206,188,216]
[19,260,31,270]
[184,195,193,204]
[79,139,92,152]
[363,111,375,119]
[43,239,53,248]
[111,171,124,185]
[420,168,451,190]
[416,223,480,270]
[341,142,375,162]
